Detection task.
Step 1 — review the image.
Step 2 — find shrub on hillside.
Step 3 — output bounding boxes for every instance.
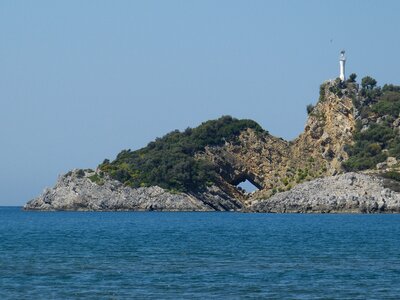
[343,82,400,171]
[99,116,266,192]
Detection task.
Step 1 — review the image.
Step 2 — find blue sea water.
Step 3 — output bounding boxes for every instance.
[1,207,400,299]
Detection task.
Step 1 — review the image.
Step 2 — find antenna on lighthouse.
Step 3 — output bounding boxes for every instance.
[339,50,346,81]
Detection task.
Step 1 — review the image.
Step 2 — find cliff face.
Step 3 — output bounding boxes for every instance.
[291,81,355,175]
[200,80,356,203]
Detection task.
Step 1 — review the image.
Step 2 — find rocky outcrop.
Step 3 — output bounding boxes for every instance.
[24,170,243,211]
[26,170,400,213]
[198,80,356,201]
[198,129,290,201]
[249,172,400,213]
[24,80,400,213]
[290,80,355,176]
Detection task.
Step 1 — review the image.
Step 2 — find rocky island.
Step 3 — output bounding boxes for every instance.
[25,75,400,212]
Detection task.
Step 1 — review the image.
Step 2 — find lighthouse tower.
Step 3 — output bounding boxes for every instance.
[339,50,346,81]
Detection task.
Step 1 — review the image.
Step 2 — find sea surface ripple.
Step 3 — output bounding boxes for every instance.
[1,207,400,299]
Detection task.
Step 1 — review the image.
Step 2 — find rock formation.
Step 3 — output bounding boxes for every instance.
[198,80,356,202]
[25,169,242,211]
[24,79,400,213]
[250,172,400,213]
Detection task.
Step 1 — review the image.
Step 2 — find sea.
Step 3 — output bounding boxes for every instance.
[1,207,400,299]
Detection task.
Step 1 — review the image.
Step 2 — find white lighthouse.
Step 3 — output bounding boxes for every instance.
[339,50,346,81]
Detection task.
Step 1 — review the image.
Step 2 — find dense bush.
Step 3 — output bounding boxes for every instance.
[348,73,357,83]
[360,76,381,103]
[319,83,326,102]
[343,122,396,171]
[343,80,400,171]
[371,91,400,117]
[361,76,377,90]
[306,104,315,115]
[382,171,400,181]
[76,169,85,178]
[99,116,265,192]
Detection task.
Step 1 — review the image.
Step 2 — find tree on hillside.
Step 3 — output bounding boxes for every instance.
[348,73,357,83]
[361,76,377,90]
[306,104,314,115]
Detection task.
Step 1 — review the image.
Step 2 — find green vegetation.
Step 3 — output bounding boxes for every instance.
[361,76,377,90]
[371,89,400,117]
[329,78,346,98]
[320,78,355,104]
[382,171,400,182]
[306,104,315,115]
[319,83,326,102]
[99,116,265,192]
[76,169,85,178]
[348,73,357,83]
[343,123,393,170]
[88,173,104,185]
[343,77,400,171]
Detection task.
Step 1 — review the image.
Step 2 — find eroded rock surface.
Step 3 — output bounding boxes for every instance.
[199,80,356,201]
[24,170,242,211]
[250,172,400,213]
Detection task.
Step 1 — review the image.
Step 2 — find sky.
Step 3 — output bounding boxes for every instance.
[1,0,400,205]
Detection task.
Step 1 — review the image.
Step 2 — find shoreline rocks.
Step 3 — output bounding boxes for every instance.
[24,170,400,213]
[24,169,242,212]
[250,172,400,213]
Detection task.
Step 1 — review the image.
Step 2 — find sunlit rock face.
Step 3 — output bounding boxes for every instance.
[250,172,400,213]
[200,81,356,204]
[24,169,244,212]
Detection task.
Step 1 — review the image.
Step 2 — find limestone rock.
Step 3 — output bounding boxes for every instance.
[249,173,400,213]
[24,170,243,211]
[387,157,398,167]
[198,80,356,201]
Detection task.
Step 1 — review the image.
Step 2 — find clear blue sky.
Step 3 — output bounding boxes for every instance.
[1,1,400,205]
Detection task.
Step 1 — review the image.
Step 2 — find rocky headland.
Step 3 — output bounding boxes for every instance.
[25,77,400,213]
[25,169,242,211]
[250,172,400,213]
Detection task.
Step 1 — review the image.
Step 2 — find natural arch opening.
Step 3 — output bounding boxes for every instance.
[237,179,260,193]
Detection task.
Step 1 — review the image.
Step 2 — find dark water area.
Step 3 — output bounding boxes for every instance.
[1,207,400,299]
